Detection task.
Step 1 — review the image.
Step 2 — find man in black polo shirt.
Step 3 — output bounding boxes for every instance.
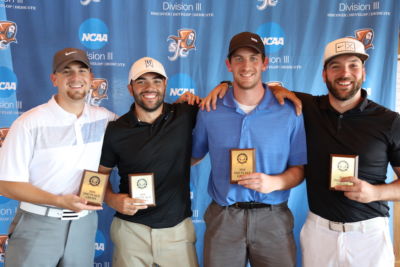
[98,57,199,267]
[206,37,400,267]
[296,37,400,267]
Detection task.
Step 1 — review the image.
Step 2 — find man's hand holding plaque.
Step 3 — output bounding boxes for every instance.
[230,149,256,184]
[78,170,109,206]
[330,154,358,189]
[129,173,156,206]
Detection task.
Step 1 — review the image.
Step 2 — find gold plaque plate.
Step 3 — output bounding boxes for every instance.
[230,148,256,184]
[78,170,109,206]
[129,173,156,206]
[330,154,358,189]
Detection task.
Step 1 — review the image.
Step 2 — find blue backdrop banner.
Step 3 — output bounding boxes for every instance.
[0,1,399,266]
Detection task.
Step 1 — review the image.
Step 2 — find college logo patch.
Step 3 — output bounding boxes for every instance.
[257,0,278,10]
[0,128,9,147]
[167,29,196,61]
[86,78,108,106]
[354,28,374,50]
[0,21,17,50]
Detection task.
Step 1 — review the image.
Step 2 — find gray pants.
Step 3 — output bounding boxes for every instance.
[203,201,296,267]
[5,208,97,267]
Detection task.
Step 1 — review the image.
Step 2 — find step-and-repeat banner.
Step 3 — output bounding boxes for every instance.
[0,0,399,266]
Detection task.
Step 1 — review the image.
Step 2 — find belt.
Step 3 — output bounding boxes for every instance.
[229,202,272,209]
[308,212,387,233]
[19,202,92,221]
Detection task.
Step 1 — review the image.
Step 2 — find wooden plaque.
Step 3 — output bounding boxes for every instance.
[230,148,256,184]
[330,154,359,189]
[78,170,109,206]
[129,173,156,206]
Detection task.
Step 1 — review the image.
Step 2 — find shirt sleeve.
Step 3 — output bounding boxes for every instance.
[388,113,400,167]
[288,113,308,166]
[192,110,209,159]
[0,119,34,182]
[99,123,118,168]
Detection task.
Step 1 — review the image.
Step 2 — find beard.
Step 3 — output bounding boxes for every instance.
[67,90,87,100]
[326,77,362,101]
[133,90,165,112]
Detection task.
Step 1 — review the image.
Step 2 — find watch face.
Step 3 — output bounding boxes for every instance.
[137,178,147,189]
[337,160,349,172]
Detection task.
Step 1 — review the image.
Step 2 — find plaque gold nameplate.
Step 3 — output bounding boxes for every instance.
[230,148,256,184]
[78,170,109,206]
[129,173,156,206]
[330,154,358,189]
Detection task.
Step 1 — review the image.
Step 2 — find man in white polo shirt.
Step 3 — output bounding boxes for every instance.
[0,48,116,267]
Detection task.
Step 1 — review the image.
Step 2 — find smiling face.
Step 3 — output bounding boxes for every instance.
[51,61,93,102]
[129,72,166,113]
[226,47,267,91]
[323,54,365,101]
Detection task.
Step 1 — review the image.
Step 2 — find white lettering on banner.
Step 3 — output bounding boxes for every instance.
[168,41,191,61]
[0,82,16,90]
[262,37,284,45]
[269,56,290,64]
[257,0,278,10]
[93,262,111,267]
[95,243,104,251]
[81,0,101,6]
[163,2,194,11]
[0,101,22,109]
[169,88,195,96]
[339,2,371,12]
[81,33,108,42]
[0,208,12,216]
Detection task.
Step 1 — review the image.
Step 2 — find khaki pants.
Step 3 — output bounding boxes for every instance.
[111,217,199,267]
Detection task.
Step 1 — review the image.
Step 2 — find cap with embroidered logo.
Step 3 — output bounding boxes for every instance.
[53,48,90,73]
[128,57,168,83]
[323,37,369,66]
[228,32,265,58]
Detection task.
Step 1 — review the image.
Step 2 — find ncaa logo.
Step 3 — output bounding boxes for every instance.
[168,29,196,61]
[354,28,374,50]
[166,73,197,103]
[0,128,9,148]
[257,0,278,10]
[0,21,17,50]
[0,67,17,98]
[94,230,106,258]
[79,18,109,49]
[86,78,108,106]
[256,22,285,53]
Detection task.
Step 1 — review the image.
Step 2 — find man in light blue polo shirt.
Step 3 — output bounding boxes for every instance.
[192,32,307,267]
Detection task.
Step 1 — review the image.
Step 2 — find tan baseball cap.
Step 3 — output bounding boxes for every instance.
[323,37,369,66]
[128,57,167,83]
[53,48,90,73]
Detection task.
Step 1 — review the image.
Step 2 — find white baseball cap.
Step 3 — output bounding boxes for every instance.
[323,37,369,66]
[128,57,167,83]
